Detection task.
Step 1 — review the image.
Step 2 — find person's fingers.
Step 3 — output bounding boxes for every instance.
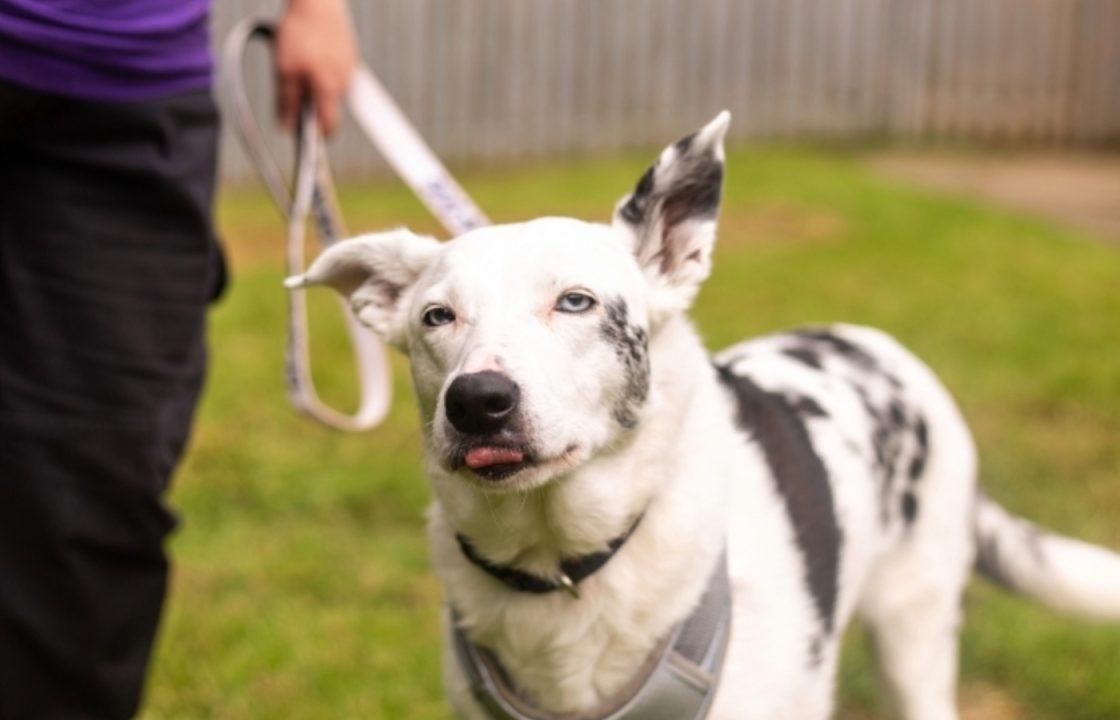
[277,75,303,131]
[311,74,345,136]
[273,0,358,137]
[318,95,342,137]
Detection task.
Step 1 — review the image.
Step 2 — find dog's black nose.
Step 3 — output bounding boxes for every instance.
[445,371,520,435]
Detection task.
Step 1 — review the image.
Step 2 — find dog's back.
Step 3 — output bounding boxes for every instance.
[712,322,1120,719]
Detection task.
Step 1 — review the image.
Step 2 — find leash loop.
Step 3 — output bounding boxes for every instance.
[221,18,492,431]
[220,18,392,431]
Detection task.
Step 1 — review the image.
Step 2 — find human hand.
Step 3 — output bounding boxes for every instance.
[275,0,358,136]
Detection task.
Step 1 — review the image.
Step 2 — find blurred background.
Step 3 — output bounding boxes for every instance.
[145,1,1120,718]
[218,0,1120,177]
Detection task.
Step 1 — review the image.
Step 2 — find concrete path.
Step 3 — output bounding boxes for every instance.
[870,152,1120,243]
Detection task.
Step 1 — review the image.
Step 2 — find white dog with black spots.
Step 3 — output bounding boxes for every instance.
[288,112,1120,720]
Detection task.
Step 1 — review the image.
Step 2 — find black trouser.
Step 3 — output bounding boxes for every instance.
[0,80,225,719]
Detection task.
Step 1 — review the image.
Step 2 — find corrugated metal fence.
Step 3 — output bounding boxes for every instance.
[214,0,1120,181]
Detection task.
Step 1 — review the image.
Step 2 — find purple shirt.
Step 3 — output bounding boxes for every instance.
[0,0,212,101]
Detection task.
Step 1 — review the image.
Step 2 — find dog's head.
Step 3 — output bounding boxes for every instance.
[288,112,728,491]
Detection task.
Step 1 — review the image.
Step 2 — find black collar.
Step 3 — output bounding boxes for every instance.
[455,514,644,598]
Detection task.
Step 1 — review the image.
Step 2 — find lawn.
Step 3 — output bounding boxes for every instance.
[143,146,1120,719]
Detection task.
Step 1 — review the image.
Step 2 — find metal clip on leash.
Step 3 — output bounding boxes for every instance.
[220,18,490,432]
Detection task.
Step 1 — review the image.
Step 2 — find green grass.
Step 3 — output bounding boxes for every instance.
[144,147,1120,719]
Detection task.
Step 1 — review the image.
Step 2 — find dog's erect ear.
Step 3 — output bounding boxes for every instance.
[613,111,729,316]
[284,229,440,346]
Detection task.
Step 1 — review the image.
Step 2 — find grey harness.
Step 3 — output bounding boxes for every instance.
[450,553,732,720]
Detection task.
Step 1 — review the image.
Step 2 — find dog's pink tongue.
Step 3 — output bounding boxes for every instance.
[465,446,524,469]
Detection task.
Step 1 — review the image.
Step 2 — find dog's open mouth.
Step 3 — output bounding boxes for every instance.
[457,444,534,481]
[448,439,580,485]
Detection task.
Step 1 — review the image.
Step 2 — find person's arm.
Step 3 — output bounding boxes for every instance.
[275,0,358,136]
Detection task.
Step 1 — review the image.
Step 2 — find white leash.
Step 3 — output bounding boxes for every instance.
[348,67,490,236]
[220,18,489,431]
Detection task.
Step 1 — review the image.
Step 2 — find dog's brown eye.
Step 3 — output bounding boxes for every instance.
[556,292,597,314]
[422,306,456,327]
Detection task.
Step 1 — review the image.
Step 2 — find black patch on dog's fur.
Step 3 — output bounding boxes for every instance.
[901,491,919,524]
[717,365,841,635]
[907,454,926,483]
[785,394,829,419]
[852,384,901,483]
[782,347,823,371]
[600,299,650,428]
[619,166,656,225]
[976,498,1050,592]
[794,329,878,372]
[661,161,723,227]
[808,634,825,667]
[794,328,903,389]
[976,532,1014,590]
[909,417,929,481]
[888,400,906,428]
[914,415,928,449]
[674,131,697,154]
[852,382,918,525]
[789,328,937,526]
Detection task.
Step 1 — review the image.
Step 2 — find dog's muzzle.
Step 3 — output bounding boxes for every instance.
[443,371,536,481]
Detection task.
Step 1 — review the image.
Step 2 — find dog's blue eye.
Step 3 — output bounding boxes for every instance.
[422,306,456,327]
[556,292,596,314]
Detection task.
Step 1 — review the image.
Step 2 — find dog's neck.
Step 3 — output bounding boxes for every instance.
[427,315,733,714]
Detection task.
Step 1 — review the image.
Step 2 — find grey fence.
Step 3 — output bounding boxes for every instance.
[214,0,1120,182]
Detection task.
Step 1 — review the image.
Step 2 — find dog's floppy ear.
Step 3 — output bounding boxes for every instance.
[613,111,729,318]
[284,229,440,346]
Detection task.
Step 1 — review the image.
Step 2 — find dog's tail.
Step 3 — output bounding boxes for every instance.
[974,493,1120,621]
